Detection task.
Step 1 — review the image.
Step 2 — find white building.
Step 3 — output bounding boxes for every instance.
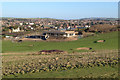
[31,27,34,30]
[43,31,77,38]
[28,26,31,28]
[63,31,76,37]
[20,23,23,26]
[12,27,21,32]
[26,23,29,25]
[85,25,90,28]
[29,23,34,25]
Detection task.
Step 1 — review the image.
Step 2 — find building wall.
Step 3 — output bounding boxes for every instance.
[66,33,75,37]
[12,27,20,32]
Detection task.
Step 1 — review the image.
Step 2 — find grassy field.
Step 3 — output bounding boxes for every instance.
[2,31,118,53]
[3,66,118,78]
[2,49,118,78]
[2,31,119,78]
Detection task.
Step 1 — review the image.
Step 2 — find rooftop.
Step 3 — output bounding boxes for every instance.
[43,30,76,34]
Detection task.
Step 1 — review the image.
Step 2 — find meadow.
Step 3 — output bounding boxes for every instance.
[2,31,119,78]
[2,31,118,53]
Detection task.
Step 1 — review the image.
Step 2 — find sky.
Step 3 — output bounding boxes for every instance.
[1,2,118,19]
[1,0,119,2]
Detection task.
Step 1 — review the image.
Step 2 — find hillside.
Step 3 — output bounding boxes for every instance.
[2,31,119,78]
[2,31,118,53]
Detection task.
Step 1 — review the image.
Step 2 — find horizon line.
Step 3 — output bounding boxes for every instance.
[1,17,118,20]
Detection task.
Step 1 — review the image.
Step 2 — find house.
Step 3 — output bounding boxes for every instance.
[29,23,34,25]
[64,31,76,37]
[20,23,23,26]
[12,27,20,32]
[43,30,77,38]
[85,25,90,28]
[8,29,12,33]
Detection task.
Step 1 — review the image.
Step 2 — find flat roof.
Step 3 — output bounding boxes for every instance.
[43,30,65,34]
[43,30,76,34]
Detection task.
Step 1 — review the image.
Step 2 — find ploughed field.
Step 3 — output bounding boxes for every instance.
[2,31,119,78]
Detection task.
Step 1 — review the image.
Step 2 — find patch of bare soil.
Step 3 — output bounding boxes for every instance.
[97,40,105,42]
[76,47,92,50]
[21,36,78,42]
[21,38,43,41]
[2,52,36,55]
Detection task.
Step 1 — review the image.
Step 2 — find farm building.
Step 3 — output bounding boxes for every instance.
[24,30,78,40]
[43,30,78,38]
[25,35,49,40]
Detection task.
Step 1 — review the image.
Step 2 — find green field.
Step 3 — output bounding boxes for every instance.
[3,66,118,78]
[2,31,119,78]
[2,31,118,53]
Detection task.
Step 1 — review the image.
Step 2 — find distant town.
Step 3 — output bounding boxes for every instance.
[1,17,119,41]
